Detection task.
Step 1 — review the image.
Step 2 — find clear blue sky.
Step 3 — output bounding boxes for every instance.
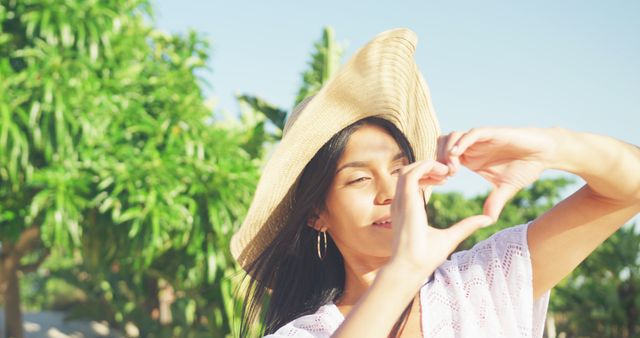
[152,0,639,201]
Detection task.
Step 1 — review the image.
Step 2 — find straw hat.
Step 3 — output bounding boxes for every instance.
[230,27,441,270]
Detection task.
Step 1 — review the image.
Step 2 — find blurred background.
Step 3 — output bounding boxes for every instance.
[0,0,638,337]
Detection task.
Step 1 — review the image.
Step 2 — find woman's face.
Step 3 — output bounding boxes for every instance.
[313,123,409,260]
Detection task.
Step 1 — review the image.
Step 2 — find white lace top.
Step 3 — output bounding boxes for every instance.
[264,222,551,337]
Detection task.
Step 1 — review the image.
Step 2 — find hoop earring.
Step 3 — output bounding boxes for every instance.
[316,230,327,260]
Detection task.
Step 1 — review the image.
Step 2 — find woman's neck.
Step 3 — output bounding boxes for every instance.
[336,252,390,308]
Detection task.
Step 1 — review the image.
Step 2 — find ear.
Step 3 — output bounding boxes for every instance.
[306,212,328,232]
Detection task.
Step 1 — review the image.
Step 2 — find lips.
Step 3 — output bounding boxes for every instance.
[373,222,392,229]
[372,215,392,228]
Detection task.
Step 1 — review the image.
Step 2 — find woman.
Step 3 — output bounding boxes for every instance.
[230,28,640,337]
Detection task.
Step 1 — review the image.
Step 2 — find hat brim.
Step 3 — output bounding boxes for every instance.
[230,28,441,272]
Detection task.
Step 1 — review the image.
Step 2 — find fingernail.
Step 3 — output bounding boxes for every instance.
[450,145,459,155]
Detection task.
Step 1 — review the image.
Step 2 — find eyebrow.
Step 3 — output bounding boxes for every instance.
[335,151,407,174]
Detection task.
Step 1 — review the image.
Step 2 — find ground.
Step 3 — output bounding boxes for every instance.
[0,310,125,338]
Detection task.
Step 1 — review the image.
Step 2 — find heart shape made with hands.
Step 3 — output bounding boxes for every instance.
[434,127,551,223]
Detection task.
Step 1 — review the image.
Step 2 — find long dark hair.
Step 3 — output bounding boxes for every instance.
[237,116,418,337]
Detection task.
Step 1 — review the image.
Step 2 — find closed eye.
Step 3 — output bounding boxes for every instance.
[348,177,369,184]
[348,167,403,185]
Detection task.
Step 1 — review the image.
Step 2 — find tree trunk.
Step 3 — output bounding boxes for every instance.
[1,227,41,338]
[158,278,174,325]
[2,246,24,338]
[144,275,159,320]
[626,281,637,338]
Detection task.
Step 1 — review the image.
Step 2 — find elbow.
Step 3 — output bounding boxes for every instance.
[585,184,640,208]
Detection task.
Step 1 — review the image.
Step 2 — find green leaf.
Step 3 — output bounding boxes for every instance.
[237,94,287,131]
[207,240,216,283]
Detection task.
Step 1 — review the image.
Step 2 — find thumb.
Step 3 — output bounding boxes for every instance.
[445,215,495,248]
[483,183,519,221]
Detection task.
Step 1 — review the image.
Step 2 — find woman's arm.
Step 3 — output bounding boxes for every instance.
[330,261,427,338]
[443,126,640,299]
[527,128,640,298]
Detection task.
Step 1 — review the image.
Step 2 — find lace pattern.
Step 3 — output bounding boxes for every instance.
[422,221,549,337]
[264,222,550,338]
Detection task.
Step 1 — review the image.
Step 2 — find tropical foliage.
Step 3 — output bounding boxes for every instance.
[0,0,260,336]
[1,1,638,337]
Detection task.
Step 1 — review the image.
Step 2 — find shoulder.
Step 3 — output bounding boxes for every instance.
[263,304,344,338]
[426,221,537,301]
[422,222,550,337]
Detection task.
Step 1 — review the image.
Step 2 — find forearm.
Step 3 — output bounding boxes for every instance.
[332,262,428,338]
[549,127,640,204]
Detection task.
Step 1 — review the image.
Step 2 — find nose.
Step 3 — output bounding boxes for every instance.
[374,172,396,205]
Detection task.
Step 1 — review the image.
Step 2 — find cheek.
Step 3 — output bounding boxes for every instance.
[325,186,394,257]
[326,187,373,228]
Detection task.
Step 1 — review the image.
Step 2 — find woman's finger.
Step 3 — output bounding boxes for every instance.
[450,128,493,157]
[444,214,495,249]
[438,132,465,176]
[392,160,442,232]
[400,159,449,178]
[444,131,465,176]
[483,183,519,221]
[419,176,448,185]
[396,160,449,200]
[417,168,449,185]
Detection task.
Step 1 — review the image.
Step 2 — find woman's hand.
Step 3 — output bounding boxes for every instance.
[389,160,494,274]
[335,160,492,338]
[437,127,557,221]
